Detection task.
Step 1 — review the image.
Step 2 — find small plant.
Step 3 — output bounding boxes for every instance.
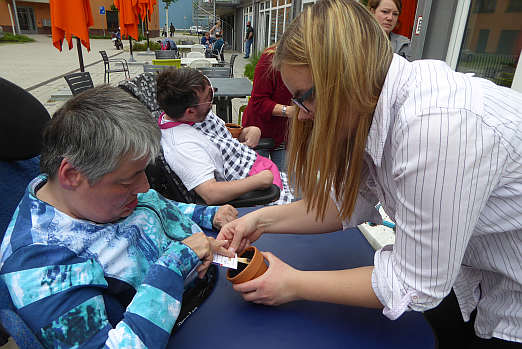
[132,41,162,51]
[89,34,112,39]
[0,33,35,43]
[243,51,261,81]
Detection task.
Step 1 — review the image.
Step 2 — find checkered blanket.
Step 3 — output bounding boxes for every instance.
[194,112,293,205]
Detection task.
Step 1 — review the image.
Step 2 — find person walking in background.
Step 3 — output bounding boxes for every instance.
[242,44,296,170]
[170,22,175,37]
[244,21,254,59]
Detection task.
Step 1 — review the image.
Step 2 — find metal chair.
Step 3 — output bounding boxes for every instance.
[217,54,238,78]
[189,59,212,68]
[155,50,180,59]
[197,66,231,78]
[64,71,94,95]
[99,50,130,84]
[143,64,170,73]
[187,51,205,58]
[181,40,194,45]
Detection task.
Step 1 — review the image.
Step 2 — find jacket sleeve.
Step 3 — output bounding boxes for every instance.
[1,240,199,348]
[247,53,278,123]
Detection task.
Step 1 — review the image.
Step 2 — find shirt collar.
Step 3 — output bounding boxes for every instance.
[366,54,413,167]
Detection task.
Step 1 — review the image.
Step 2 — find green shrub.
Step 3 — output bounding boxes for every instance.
[132,41,161,51]
[243,51,261,81]
[0,33,35,43]
[89,34,112,39]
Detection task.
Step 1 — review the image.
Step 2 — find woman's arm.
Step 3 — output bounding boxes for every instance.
[218,198,342,253]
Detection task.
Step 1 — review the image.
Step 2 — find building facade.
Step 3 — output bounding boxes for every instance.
[221,0,522,91]
[0,0,160,37]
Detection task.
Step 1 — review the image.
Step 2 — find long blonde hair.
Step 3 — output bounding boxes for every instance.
[273,0,393,221]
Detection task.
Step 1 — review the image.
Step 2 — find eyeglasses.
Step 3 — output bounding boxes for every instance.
[189,83,216,107]
[291,86,315,113]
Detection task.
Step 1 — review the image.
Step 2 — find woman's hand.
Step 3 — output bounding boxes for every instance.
[213,204,238,229]
[217,213,263,254]
[182,232,234,278]
[233,251,300,305]
[240,126,261,148]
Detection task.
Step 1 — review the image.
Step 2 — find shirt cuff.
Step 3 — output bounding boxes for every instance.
[372,245,415,320]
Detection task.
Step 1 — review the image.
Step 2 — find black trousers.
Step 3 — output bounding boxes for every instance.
[423,290,520,348]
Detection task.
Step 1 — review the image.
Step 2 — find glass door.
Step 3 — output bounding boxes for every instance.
[17,7,36,33]
[447,0,522,90]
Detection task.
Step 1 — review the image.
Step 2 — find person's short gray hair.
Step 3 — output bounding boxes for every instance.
[40,85,161,184]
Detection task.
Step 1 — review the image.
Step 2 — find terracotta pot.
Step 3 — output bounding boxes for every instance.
[226,246,268,284]
[226,123,243,138]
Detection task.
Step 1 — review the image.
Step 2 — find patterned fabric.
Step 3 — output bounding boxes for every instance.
[0,174,218,348]
[194,112,257,181]
[119,72,162,119]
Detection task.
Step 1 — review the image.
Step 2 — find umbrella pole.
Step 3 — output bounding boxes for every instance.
[76,37,85,72]
[146,14,150,52]
[129,37,135,62]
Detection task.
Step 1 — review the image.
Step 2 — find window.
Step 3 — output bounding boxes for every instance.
[473,0,497,13]
[497,30,521,54]
[506,0,522,12]
[456,0,521,87]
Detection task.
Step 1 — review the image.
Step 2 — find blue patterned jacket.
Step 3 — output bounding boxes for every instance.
[0,175,218,348]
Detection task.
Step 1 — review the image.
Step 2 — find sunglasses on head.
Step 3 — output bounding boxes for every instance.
[291,86,315,113]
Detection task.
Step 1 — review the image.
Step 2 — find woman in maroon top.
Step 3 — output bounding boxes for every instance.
[242,45,297,170]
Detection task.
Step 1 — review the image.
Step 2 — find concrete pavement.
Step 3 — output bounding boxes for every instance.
[0,33,250,119]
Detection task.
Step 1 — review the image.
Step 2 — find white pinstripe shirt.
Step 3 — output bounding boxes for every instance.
[337,55,522,342]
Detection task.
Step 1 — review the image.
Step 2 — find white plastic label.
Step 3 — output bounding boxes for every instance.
[212,253,238,269]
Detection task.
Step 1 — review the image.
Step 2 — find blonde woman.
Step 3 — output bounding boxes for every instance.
[368,0,411,59]
[217,0,522,346]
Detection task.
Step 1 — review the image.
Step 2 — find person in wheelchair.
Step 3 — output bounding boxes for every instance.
[0,86,237,348]
[156,68,294,206]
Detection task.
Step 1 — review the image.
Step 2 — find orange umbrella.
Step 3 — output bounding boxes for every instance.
[136,0,156,50]
[137,0,156,22]
[50,0,94,71]
[114,0,139,41]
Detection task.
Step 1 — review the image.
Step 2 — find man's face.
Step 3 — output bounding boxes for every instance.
[186,83,214,123]
[72,155,150,223]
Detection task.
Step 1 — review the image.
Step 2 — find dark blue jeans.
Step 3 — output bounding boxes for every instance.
[244,39,253,57]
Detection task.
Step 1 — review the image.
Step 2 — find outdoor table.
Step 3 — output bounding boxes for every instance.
[209,77,253,123]
[181,57,220,66]
[167,207,435,349]
[177,44,194,57]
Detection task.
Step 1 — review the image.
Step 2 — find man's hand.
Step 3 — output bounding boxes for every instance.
[213,204,238,229]
[239,126,261,148]
[182,232,234,278]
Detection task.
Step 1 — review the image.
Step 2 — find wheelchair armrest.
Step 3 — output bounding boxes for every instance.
[254,138,274,151]
[226,184,280,208]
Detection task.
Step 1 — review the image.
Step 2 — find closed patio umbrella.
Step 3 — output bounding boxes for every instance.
[114,0,140,61]
[50,0,94,72]
[137,0,156,50]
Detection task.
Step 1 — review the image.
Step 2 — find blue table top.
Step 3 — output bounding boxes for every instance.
[168,208,435,348]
